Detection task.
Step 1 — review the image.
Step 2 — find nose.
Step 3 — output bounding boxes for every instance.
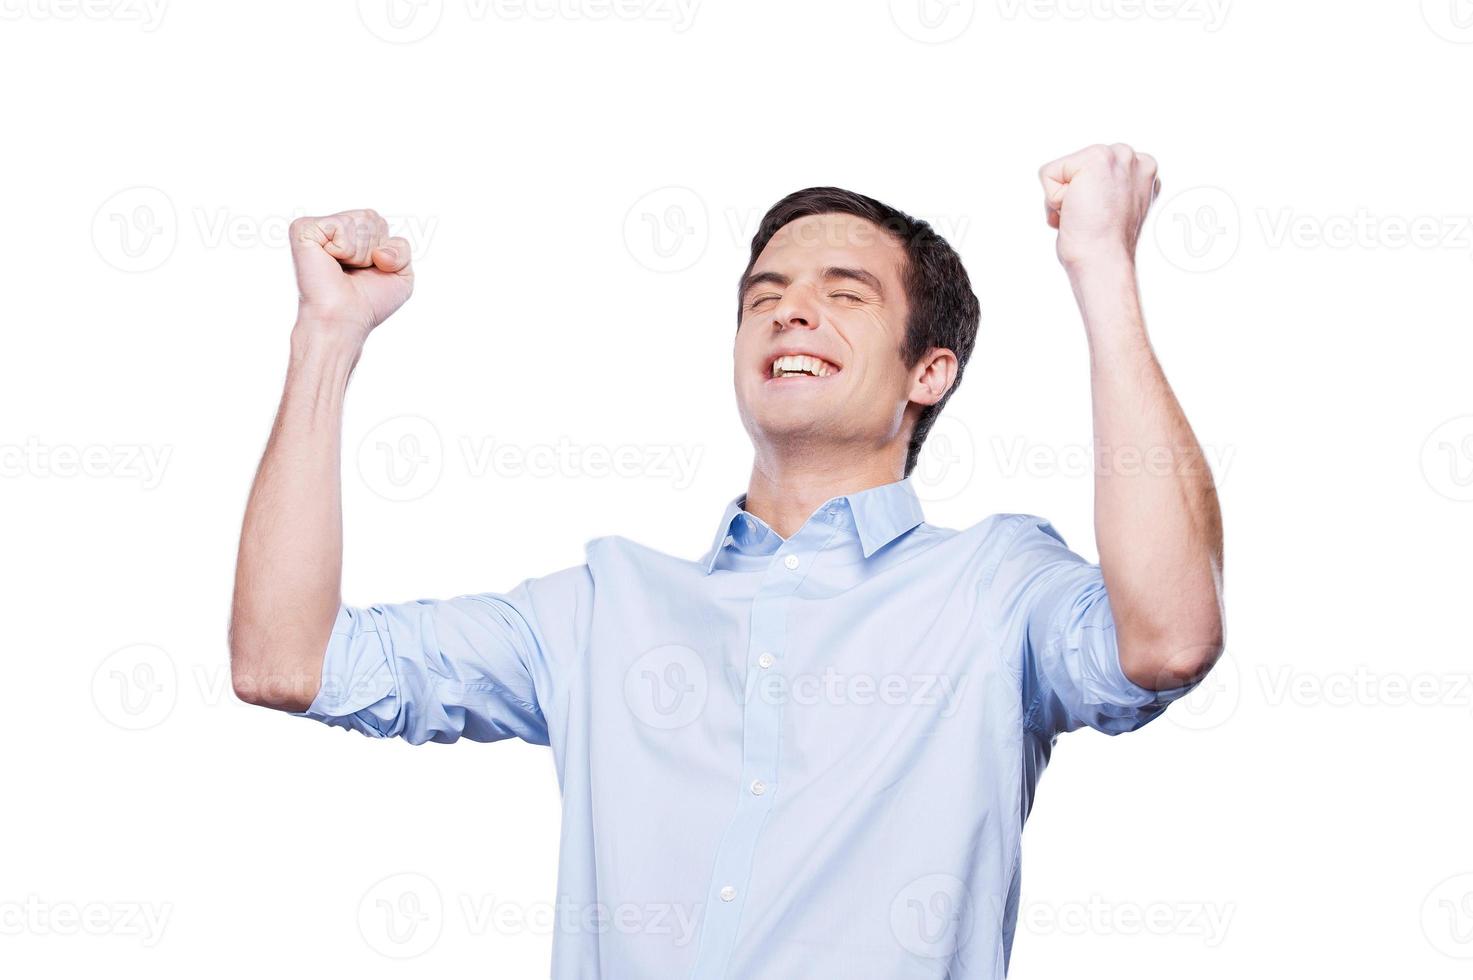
[773,283,819,332]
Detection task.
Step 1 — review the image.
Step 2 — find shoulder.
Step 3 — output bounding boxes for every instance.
[505,560,596,613]
[940,512,1071,555]
[582,533,707,575]
[920,513,1083,592]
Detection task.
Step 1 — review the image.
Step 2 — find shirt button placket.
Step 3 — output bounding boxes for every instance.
[689,539,808,978]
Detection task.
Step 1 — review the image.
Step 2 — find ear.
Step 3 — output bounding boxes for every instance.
[908,348,958,407]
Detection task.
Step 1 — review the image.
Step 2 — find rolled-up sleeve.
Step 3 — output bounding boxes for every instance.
[993,516,1199,737]
[290,570,587,745]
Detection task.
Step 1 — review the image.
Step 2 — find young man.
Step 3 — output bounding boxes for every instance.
[230,143,1224,979]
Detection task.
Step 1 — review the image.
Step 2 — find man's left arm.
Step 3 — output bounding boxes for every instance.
[1040,143,1225,691]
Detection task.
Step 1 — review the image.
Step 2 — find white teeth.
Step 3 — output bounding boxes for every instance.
[770,354,837,378]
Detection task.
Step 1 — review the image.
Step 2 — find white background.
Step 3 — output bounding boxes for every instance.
[3,0,1471,976]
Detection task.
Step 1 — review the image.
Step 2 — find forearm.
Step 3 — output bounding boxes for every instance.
[1072,260,1224,689]
[229,324,361,711]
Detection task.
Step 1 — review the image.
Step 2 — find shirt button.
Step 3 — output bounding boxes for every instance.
[783,554,799,570]
[750,779,766,796]
[720,885,736,902]
[757,653,775,669]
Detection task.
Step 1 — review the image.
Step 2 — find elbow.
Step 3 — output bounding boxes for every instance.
[1119,615,1225,691]
[1154,635,1223,689]
[228,619,252,703]
[1115,574,1225,690]
[229,625,319,712]
[228,629,269,707]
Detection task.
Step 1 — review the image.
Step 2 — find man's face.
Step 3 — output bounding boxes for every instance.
[734,212,927,462]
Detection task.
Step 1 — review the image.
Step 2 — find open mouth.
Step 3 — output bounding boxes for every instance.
[768,353,840,380]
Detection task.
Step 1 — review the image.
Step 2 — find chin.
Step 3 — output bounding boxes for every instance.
[746,403,843,446]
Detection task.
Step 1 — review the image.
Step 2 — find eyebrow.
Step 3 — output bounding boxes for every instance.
[741,266,886,302]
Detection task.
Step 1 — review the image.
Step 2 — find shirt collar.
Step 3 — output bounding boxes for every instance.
[702,478,926,574]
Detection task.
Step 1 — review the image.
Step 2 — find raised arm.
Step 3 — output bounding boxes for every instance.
[229,210,414,712]
[1039,144,1224,691]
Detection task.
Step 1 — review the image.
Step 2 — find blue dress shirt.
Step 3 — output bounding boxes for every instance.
[293,478,1198,978]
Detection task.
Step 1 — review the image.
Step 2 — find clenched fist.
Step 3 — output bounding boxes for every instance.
[1039,144,1160,270]
[289,209,413,340]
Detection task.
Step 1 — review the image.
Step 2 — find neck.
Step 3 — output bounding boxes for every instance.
[743,449,905,539]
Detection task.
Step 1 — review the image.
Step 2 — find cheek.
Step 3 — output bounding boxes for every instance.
[845,343,903,391]
[733,321,759,361]
[836,310,903,378]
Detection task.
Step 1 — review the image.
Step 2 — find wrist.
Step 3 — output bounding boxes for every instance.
[1064,250,1138,308]
[1063,256,1147,351]
[289,320,364,386]
[292,315,367,358]
[1062,249,1136,288]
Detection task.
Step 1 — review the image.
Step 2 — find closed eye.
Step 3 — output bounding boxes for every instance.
[831,292,862,302]
[747,294,779,310]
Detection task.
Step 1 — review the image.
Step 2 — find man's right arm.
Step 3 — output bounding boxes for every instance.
[229,209,413,712]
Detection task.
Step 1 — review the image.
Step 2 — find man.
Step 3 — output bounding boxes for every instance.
[230,143,1224,978]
